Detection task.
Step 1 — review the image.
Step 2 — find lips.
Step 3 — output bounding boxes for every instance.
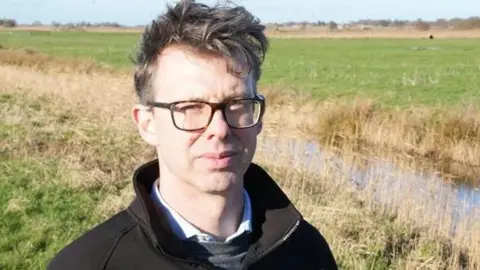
[200,151,238,169]
[202,151,237,159]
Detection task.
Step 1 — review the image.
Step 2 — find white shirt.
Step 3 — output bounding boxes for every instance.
[151,180,253,243]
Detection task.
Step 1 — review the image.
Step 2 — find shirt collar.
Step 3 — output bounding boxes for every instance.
[151,179,252,243]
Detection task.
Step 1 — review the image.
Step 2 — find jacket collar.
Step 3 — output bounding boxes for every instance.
[127,159,303,261]
[150,178,253,242]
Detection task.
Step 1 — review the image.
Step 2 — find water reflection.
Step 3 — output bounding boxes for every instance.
[257,135,480,234]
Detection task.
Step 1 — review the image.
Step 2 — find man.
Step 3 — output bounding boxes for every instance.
[48,1,337,269]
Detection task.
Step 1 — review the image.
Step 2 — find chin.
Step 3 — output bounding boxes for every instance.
[195,170,243,194]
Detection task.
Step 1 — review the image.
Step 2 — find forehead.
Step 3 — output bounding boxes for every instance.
[152,46,255,102]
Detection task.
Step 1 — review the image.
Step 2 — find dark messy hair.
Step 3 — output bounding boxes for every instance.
[133,0,269,104]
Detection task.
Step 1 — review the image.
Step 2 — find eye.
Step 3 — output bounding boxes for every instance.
[175,102,205,112]
[229,100,248,110]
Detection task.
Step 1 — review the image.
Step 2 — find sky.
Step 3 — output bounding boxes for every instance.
[2,0,479,26]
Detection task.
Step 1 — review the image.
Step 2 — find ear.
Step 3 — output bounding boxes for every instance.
[132,104,159,146]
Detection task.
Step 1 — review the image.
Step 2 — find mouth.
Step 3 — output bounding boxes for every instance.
[200,151,238,169]
[201,151,237,159]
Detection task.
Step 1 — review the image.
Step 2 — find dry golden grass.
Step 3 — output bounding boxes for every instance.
[2,48,480,184]
[253,136,480,269]
[4,25,480,39]
[258,85,480,186]
[0,48,117,74]
[266,26,480,39]
[1,50,479,269]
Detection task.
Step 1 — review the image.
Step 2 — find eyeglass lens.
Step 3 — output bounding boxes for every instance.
[172,100,261,130]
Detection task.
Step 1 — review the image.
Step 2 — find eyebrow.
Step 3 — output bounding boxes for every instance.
[184,97,209,102]
[182,94,254,103]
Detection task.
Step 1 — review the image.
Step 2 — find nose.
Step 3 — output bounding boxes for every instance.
[204,109,231,139]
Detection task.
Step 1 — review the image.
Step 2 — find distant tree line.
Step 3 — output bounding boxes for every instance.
[1,19,129,29]
[48,21,127,29]
[2,16,480,31]
[270,16,480,31]
[0,18,17,27]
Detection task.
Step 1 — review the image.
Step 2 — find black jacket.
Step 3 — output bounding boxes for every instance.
[47,159,338,270]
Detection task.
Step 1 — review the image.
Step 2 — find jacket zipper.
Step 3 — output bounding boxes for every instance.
[241,219,301,270]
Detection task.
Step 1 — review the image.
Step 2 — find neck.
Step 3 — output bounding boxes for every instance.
[158,172,245,241]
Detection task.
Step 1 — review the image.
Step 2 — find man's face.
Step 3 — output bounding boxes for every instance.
[133,46,263,194]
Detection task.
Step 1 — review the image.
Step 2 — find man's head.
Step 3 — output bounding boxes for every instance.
[131,0,269,194]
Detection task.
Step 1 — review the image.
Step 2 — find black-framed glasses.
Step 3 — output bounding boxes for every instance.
[147,95,266,131]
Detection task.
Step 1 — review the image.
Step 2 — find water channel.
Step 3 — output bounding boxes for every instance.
[257,135,480,235]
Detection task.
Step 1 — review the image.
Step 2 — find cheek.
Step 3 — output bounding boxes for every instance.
[157,122,202,154]
[234,129,258,152]
[155,117,184,149]
[185,132,203,148]
[235,130,258,166]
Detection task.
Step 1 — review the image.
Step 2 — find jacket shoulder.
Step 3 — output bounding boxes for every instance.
[47,210,137,270]
[295,220,338,269]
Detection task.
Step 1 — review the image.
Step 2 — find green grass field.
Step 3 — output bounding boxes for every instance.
[2,30,480,269]
[2,30,480,107]
[0,158,107,269]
